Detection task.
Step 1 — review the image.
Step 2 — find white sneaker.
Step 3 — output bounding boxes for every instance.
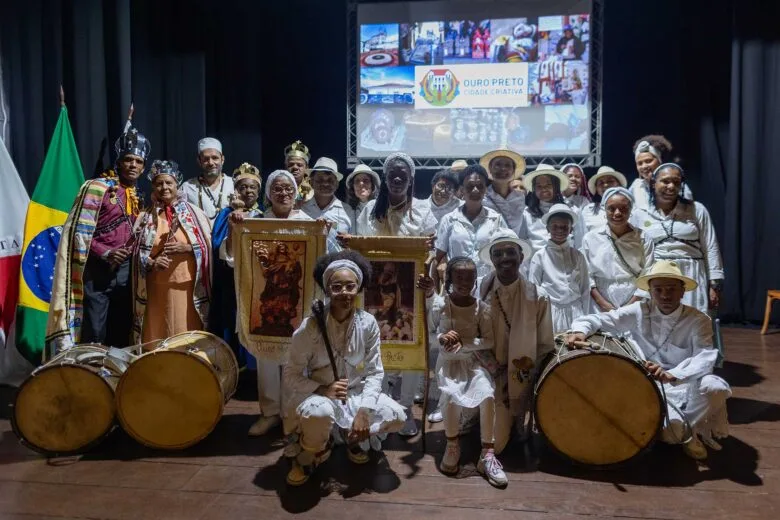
[427,408,443,423]
[477,450,508,488]
[248,415,280,436]
[440,440,460,475]
[683,436,709,460]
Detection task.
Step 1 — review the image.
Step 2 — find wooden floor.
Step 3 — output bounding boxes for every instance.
[0,327,778,519]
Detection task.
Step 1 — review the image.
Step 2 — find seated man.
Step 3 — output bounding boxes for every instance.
[282,251,405,485]
[564,260,731,460]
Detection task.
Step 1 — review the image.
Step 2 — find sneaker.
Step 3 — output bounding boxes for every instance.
[286,444,332,486]
[426,408,443,423]
[440,440,460,475]
[347,444,370,465]
[286,460,310,486]
[248,415,280,436]
[398,409,418,437]
[683,436,709,460]
[700,431,723,451]
[477,450,508,488]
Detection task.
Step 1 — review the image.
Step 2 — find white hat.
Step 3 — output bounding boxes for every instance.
[450,159,469,172]
[346,164,381,189]
[587,165,628,195]
[479,149,526,180]
[541,203,578,225]
[523,163,569,192]
[198,137,222,154]
[635,260,698,292]
[309,156,343,182]
[478,229,532,266]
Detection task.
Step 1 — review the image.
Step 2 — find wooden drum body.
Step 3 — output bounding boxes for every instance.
[115,331,238,450]
[534,333,664,467]
[12,345,123,456]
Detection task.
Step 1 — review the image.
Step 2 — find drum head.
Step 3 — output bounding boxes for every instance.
[13,365,115,455]
[116,350,223,449]
[535,353,663,466]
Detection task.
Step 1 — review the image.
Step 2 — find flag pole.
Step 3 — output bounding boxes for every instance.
[59,85,65,107]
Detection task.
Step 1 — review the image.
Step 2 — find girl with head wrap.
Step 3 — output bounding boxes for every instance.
[632,163,723,314]
[132,160,212,343]
[630,135,693,210]
[282,251,406,486]
[581,187,656,311]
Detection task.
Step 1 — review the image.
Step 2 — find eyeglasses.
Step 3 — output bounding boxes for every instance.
[329,282,359,294]
[271,186,296,195]
[433,182,455,192]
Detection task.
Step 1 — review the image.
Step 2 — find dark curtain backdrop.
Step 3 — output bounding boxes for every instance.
[1,0,777,322]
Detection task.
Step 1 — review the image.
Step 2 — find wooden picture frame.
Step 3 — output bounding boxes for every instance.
[346,236,431,372]
[233,219,328,362]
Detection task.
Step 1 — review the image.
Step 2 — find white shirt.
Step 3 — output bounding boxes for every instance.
[629,177,694,212]
[182,175,235,221]
[633,201,723,281]
[528,241,590,307]
[580,202,606,233]
[356,198,437,237]
[581,226,655,308]
[421,195,462,225]
[565,193,590,209]
[482,186,526,234]
[435,206,508,277]
[517,201,587,253]
[301,196,353,252]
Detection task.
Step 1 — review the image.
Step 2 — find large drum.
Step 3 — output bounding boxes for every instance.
[534,333,664,467]
[12,345,126,456]
[115,331,238,449]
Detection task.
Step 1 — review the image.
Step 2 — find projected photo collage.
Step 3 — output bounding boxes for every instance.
[357,15,591,157]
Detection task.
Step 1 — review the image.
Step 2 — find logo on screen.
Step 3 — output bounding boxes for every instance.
[419,69,459,107]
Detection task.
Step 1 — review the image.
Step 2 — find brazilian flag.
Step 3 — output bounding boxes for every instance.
[16,106,84,364]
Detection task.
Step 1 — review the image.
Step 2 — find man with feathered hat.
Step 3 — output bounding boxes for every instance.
[46,119,151,356]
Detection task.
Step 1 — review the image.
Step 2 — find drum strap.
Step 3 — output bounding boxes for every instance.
[311,300,342,385]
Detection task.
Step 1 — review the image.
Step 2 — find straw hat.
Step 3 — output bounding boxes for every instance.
[309,157,343,182]
[450,159,469,172]
[635,260,698,291]
[523,163,569,192]
[479,149,526,180]
[478,229,532,266]
[346,164,381,189]
[541,203,578,225]
[587,165,628,195]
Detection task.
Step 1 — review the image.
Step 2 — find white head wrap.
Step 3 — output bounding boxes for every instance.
[634,140,661,161]
[265,169,298,201]
[322,259,364,290]
[600,186,635,209]
[198,137,222,154]
[383,152,415,178]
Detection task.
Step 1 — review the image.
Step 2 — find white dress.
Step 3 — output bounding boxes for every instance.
[283,308,406,452]
[581,226,655,310]
[301,196,353,252]
[565,193,590,209]
[435,206,508,279]
[517,201,587,253]
[429,295,496,410]
[482,186,526,234]
[528,241,590,333]
[629,178,694,212]
[571,301,730,444]
[581,202,606,233]
[421,195,462,225]
[181,175,235,222]
[356,198,437,237]
[633,201,723,313]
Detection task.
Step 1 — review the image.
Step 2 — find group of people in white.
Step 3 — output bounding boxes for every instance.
[67,128,729,489]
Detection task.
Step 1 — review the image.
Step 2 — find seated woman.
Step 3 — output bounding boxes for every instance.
[582,187,654,311]
[282,251,406,485]
[565,261,731,460]
[435,164,508,282]
[424,257,506,488]
[133,160,212,343]
[580,166,628,233]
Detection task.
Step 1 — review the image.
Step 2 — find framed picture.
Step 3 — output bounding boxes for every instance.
[233,219,328,362]
[347,236,431,372]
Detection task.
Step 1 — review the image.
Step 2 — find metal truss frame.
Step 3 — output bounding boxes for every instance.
[346,0,604,171]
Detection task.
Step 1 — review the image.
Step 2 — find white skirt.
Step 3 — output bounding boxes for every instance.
[436,352,496,410]
[592,276,636,311]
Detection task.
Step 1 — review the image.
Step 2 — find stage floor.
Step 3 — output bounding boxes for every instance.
[0,327,778,519]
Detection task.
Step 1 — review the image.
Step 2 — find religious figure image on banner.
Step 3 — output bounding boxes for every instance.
[346,236,430,372]
[365,260,416,343]
[250,240,305,337]
[233,219,328,362]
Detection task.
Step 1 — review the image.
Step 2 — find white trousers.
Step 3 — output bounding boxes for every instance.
[444,398,496,445]
[660,374,731,444]
[256,359,281,416]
